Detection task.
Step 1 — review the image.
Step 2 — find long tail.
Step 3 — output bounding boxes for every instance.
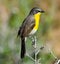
[21,37,26,59]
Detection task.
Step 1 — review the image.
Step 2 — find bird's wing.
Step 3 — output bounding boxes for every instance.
[18,15,35,37]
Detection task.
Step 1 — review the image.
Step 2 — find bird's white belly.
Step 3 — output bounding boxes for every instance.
[29,29,37,35]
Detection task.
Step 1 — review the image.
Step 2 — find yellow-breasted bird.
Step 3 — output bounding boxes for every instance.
[17,7,45,59]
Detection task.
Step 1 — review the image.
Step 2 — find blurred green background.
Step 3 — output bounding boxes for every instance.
[0,0,60,64]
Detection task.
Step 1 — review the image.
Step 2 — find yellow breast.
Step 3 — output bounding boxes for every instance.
[34,12,41,30]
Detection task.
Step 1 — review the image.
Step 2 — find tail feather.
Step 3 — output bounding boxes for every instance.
[21,37,26,59]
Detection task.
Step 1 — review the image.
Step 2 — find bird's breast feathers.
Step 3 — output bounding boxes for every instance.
[29,12,41,35]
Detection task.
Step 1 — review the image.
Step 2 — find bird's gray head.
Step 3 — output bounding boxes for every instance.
[30,7,45,15]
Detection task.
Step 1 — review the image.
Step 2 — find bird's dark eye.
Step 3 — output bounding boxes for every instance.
[36,10,39,13]
[33,10,39,14]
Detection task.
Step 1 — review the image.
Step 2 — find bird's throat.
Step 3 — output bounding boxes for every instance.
[34,12,41,30]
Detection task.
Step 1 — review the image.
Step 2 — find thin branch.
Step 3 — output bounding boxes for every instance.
[46,44,58,59]
[54,59,60,64]
[26,52,35,62]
